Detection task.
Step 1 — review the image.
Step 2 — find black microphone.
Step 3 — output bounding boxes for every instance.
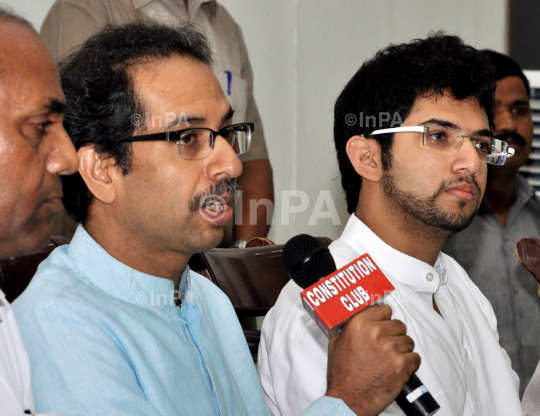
[283,234,440,416]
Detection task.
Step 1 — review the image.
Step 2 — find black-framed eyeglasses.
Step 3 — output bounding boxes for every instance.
[119,123,253,160]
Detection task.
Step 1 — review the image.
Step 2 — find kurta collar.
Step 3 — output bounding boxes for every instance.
[68,225,189,309]
[338,215,447,295]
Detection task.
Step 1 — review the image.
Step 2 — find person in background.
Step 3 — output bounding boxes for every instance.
[0,6,78,415]
[258,34,523,416]
[443,50,540,395]
[40,0,273,247]
[13,21,420,416]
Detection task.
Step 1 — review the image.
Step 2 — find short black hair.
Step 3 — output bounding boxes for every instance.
[60,20,213,223]
[334,33,496,214]
[481,49,530,97]
[0,5,33,29]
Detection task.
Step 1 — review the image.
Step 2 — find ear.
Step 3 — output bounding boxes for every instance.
[77,146,120,204]
[345,135,383,183]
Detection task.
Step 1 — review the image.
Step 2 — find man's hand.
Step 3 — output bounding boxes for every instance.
[325,304,420,416]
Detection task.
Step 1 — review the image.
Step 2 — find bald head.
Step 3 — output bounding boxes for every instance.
[0,10,78,259]
[0,9,48,88]
[0,6,33,28]
[0,9,45,61]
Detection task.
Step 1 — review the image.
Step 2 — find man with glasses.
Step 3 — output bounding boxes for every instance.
[40,0,274,248]
[13,21,420,416]
[258,34,523,415]
[444,50,540,397]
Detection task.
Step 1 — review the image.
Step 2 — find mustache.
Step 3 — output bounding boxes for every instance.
[189,178,240,212]
[495,130,527,147]
[433,175,482,200]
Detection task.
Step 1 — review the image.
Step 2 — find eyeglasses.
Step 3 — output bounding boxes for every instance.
[370,125,515,165]
[119,123,253,160]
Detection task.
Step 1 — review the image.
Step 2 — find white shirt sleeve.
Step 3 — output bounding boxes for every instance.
[0,292,35,415]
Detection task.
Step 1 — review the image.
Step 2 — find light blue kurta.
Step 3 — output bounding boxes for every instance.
[13,226,352,416]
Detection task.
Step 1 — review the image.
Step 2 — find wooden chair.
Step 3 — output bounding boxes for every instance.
[188,236,332,353]
[0,237,68,303]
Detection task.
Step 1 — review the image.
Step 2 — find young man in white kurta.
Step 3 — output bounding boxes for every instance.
[259,215,521,415]
[258,34,524,416]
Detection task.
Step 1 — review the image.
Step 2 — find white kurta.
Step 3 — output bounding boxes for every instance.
[0,289,34,415]
[258,214,523,416]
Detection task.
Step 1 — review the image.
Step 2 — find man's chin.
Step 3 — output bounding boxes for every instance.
[193,227,226,254]
[439,210,477,235]
[0,228,51,260]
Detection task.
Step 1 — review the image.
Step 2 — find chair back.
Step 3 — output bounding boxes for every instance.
[0,237,68,302]
[192,244,289,316]
[189,236,333,316]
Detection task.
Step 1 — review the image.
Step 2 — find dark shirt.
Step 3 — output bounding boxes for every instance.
[444,173,540,396]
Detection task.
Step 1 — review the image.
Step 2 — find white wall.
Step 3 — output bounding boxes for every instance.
[5,0,509,244]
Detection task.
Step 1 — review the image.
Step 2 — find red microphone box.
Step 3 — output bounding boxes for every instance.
[300,253,395,338]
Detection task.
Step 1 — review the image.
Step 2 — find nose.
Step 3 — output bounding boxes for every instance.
[46,125,79,176]
[453,137,483,176]
[207,134,243,181]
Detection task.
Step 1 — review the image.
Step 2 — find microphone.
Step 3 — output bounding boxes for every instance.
[283,234,440,416]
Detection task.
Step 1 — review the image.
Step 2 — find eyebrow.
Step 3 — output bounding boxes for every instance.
[45,98,66,115]
[165,106,235,129]
[221,106,234,125]
[421,118,459,130]
[421,118,492,137]
[511,99,530,107]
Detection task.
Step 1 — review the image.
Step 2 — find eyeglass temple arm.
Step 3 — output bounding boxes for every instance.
[370,126,426,135]
[490,147,515,158]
